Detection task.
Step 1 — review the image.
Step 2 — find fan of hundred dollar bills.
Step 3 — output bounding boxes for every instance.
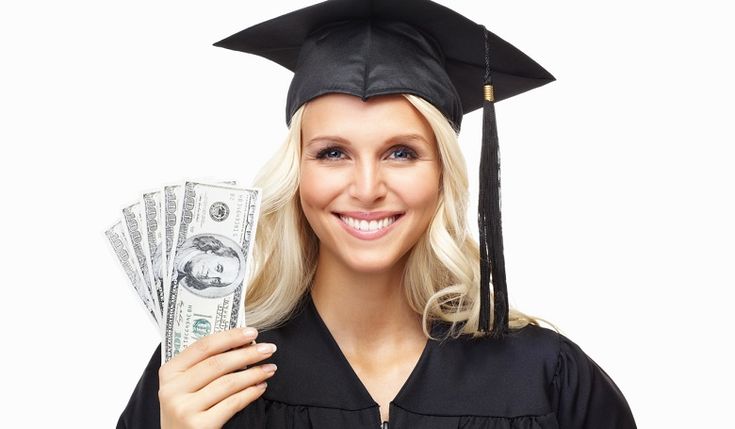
[105,181,261,363]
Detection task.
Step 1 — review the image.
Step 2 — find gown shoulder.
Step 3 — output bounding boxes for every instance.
[381,322,637,428]
[551,328,637,428]
[116,344,162,429]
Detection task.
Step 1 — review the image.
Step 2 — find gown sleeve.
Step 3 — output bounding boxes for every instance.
[552,333,637,429]
[117,344,163,428]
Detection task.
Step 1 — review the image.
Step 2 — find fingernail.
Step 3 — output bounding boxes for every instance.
[261,363,277,374]
[243,327,257,338]
[256,381,268,389]
[256,343,277,354]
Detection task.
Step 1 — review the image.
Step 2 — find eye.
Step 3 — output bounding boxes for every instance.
[388,146,418,160]
[315,146,345,160]
[216,264,223,273]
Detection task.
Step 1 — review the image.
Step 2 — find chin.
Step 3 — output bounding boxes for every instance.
[340,250,409,274]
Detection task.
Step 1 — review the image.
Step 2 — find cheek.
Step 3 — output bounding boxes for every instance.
[299,164,343,227]
[188,256,202,270]
[204,257,219,270]
[389,164,441,212]
[223,263,238,282]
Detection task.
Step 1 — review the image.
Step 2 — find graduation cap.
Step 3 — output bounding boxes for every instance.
[214,0,555,338]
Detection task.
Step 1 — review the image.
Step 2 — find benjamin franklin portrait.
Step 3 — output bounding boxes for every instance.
[172,233,246,298]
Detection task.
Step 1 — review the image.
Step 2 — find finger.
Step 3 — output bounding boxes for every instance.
[204,381,268,424]
[180,342,277,393]
[162,327,258,377]
[195,364,277,410]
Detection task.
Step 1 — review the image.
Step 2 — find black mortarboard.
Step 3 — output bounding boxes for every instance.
[214,0,554,338]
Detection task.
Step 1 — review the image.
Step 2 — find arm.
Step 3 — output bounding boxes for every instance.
[552,333,637,429]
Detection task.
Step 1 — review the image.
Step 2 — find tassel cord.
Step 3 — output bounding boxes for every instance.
[478,27,509,339]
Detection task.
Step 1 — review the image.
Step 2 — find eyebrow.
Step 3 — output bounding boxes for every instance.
[305,133,431,147]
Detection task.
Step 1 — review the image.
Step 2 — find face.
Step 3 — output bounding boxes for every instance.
[185,252,240,287]
[299,93,441,274]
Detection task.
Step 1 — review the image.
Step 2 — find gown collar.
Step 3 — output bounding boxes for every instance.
[261,291,444,410]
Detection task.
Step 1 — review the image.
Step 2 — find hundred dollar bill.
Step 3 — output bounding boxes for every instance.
[162,181,236,317]
[123,202,162,323]
[105,221,160,329]
[142,190,166,322]
[164,182,260,362]
[163,184,182,302]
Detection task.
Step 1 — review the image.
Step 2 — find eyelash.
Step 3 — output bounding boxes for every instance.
[315,145,418,161]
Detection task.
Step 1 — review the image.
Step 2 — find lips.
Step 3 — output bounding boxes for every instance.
[335,211,404,220]
[332,211,404,240]
[339,214,398,232]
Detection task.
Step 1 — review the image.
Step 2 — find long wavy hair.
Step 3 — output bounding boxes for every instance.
[243,93,554,340]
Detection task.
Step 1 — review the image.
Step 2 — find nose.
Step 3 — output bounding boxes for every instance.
[348,157,387,203]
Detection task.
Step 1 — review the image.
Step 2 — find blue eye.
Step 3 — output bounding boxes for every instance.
[389,146,417,160]
[316,147,344,160]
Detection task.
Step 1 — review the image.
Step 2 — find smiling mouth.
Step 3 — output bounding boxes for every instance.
[333,213,404,233]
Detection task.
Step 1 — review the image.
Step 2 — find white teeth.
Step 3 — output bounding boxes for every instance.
[339,215,397,232]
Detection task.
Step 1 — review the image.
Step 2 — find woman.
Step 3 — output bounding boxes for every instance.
[118,1,637,428]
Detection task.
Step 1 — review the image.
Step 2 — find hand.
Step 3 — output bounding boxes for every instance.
[158,327,277,429]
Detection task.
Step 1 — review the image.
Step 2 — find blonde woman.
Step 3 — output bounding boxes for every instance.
[118,1,637,428]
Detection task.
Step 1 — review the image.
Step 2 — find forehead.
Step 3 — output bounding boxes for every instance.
[301,93,435,142]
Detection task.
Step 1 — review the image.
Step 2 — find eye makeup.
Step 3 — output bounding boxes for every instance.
[312,144,420,161]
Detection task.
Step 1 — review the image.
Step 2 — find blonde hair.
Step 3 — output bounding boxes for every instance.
[243,94,556,340]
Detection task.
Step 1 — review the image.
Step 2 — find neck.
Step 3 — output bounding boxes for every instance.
[310,246,424,353]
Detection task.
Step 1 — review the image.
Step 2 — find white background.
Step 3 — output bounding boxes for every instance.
[1,0,733,427]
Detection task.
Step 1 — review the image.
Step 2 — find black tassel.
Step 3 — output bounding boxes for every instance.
[478,27,508,338]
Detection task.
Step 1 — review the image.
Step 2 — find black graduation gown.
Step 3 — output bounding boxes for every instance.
[118,292,637,428]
